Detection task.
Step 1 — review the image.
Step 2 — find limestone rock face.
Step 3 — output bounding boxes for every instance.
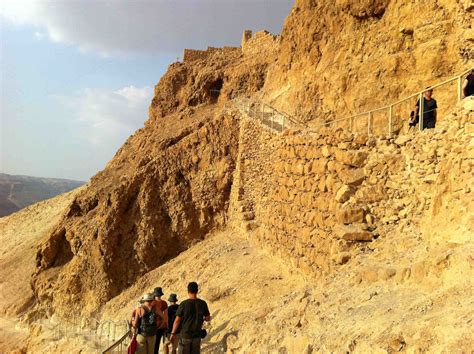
[263,0,473,122]
[33,112,240,316]
[31,44,278,316]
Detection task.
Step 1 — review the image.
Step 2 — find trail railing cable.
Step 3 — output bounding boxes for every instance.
[223,90,308,133]
[310,67,473,136]
[19,311,129,352]
[222,68,472,136]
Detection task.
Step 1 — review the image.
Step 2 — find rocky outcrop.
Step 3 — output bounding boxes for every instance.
[31,36,281,316]
[263,0,473,122]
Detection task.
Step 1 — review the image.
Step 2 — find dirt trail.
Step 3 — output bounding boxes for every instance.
[100,225,473,353]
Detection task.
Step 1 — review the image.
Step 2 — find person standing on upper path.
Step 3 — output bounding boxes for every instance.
[163,293,180,354]
[462,69,474,98]
[131,293,165,354]
[170,282,211,354]
[415,87,438,130]
[153,287,169,354]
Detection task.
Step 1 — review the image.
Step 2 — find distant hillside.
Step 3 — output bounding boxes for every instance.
[0,173,85,217]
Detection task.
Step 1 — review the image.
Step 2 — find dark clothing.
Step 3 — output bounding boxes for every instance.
[465,73,474,97]
[167,304,179,334]
[154,328,165,354]
[178,337,201,354]
[175,299,210,340]
[415,97,437,129]
[153,299,168,354]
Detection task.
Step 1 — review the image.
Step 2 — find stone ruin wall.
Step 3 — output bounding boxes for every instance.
[240,123,377,276]
[233,100,473,279]
[241,30,279,56]
[183,46,241,63]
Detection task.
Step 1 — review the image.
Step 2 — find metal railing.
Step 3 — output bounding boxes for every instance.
[19,310,129,352]
[310,67,473,136]
[102,328,132,354]
[223,92,307,133]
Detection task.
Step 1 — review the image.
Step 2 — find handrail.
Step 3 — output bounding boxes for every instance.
[224,67,472,136]
[312,67,473,133]
[102,329,132,354]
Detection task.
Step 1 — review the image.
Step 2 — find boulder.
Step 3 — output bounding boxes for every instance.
[336,206,365,224]
[334,224,374,241]
[394,135,412,146]
[339,168,365,186]
[335,150,368,167]
[335,185,354,203]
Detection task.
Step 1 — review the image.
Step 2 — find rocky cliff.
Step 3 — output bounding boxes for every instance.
[264,0,473,122]
[31,44,279,317]
[16,0,474,348]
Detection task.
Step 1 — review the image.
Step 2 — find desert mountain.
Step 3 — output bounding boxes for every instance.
[0,0,473,352]
[0,173,85,217]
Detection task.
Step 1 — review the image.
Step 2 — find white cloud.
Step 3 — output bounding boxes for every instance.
[34,31,45,40]
[54,85,152,146]
[0,0,292,57]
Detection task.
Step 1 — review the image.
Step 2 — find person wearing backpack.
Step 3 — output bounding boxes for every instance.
[131,293,165,354]
[170,282,211,354]
[153,287,168,354]
[163,294,179,354]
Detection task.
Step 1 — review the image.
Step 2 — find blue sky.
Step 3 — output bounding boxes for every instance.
[1,0,293,181]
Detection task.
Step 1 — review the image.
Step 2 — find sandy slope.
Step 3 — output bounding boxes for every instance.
[0,187,84,317]
[1,207,472,353]
[0,187,84,353]
[98,225,473,353]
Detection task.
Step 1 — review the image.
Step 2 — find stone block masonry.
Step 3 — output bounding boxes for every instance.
[241,30,279,56]
[231,98,473,278]
[183,46,241,63]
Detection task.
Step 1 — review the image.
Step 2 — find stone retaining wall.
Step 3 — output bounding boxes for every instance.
[233,98,473,278]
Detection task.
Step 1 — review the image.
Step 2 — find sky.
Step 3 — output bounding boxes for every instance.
[0,0,293,181]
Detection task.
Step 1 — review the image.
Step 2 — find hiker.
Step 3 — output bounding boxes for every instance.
[131,293,165,354]
[163,294,180,354]
[415,87,438,130]
[462,69,474,98]
[153,287,169,354]
[170,282,211,354]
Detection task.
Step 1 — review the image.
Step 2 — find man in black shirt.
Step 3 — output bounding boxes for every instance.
[164,294,180,354]
[170,282,211,354]
[415,88,438,130]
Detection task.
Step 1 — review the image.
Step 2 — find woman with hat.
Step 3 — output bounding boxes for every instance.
[131,292,165,354]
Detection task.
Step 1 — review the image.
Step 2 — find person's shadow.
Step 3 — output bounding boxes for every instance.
[202,310,239,353]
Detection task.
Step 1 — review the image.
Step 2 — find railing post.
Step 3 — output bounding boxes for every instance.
[388,105,393,137]
[271,109,274,130]
[457,75,462,101]
[367,112,372,136]
[419,92,424,132]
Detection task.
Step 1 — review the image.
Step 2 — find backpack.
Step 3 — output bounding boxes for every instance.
[139,306,158,337]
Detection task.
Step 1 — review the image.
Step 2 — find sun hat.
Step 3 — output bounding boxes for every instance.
[141,293,154,302]
[153,287,164,297]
